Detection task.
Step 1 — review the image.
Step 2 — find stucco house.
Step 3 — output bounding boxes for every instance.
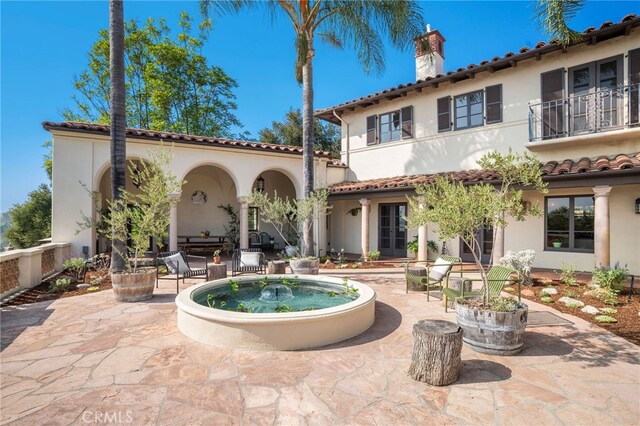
[46,14,640,274]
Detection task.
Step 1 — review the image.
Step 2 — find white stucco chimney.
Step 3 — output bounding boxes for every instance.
[415,24,445,80]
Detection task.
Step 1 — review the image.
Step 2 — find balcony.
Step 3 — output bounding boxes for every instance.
[528,84,640,142]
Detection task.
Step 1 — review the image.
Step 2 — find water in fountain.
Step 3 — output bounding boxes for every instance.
[259,284,294,303]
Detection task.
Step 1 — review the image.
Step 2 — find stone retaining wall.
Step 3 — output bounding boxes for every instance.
[0,258,20,294]
[0,242,70,300]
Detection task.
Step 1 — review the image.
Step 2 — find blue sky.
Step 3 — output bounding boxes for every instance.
[1,1,636,212]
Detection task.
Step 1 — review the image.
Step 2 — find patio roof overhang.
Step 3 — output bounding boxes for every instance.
[327,153,640,200]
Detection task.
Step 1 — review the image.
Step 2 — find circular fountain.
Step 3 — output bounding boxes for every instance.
[176,275,376,350]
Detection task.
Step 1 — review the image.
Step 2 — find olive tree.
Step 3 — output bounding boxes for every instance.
[407,150,548,305]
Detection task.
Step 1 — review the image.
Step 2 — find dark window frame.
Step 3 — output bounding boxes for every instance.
[372,107,413,145]
[544,196,594,253]
[454,90,484,130]
[379,110,402,143]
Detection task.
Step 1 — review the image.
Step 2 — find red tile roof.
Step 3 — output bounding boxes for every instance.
[42,121,336,159]
[328,153,640,194]
[316,14,640,124]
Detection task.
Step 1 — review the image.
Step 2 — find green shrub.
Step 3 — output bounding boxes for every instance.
[407,237,438,255]
[564,290,580,299]
[594,315,617,323]
[49,278,72,293]
[367,250,380,261]
[559,263,578,286]
[565,301,582,309]
[540,296,553,303]
[63,257,86,280]
[599,307,618,314]
[86,286,101,293]
[598,288,620,306]
[488,296,519,312]
[592,264,629,291]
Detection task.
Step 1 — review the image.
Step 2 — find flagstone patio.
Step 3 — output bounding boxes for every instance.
[1,271,638,425]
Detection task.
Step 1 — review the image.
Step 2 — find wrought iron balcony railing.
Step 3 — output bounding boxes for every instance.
[528,84,640,142]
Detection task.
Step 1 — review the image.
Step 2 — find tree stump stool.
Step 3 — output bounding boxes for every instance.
[445,277,473,308]
[408,320,463,386]
[207,263,227,280]
[267,260,287,274]
[407,266,427,291]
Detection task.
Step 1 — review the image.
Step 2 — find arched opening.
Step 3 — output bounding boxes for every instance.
[249,170,297,251]
[179,165,238,252]
[95,158,151,253]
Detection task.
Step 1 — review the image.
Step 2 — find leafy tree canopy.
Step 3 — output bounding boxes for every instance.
[64,12,243,138]
[258,108,341,158]
[3,184,52,249]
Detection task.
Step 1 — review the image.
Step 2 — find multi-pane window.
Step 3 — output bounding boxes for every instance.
[545,196,594,252]
[248,207,259,232]
[379,111,402,143]
[454,90,484,130]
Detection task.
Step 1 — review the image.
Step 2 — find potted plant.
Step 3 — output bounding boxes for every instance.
[407,237,438,260]
[213,249,222,264]
[552,239,562,248]
[80,148,182,302]
[248,189,331,275]
[407,149,548,355]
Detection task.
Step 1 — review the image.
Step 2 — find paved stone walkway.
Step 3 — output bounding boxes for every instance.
[1,273,638,425]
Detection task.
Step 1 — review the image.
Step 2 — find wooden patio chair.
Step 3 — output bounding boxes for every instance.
[405,255,462,300]
[156,251,209,293]
[231,248,266,276]
[442,265,519,312]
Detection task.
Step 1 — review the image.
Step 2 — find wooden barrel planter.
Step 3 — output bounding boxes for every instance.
[455,302,528,356]
[111,269,156,302]
[408,320,463,386]
[289,258,320,275]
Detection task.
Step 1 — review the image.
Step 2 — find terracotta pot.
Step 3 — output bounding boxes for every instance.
[213,256,221,264]
[111,269,156,302]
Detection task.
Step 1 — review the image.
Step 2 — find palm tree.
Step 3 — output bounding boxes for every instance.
[534,0,584,46]
[110,0,127,272]
[201,0,424,256]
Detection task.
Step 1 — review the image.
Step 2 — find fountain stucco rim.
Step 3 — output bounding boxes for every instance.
[175,274,376,324]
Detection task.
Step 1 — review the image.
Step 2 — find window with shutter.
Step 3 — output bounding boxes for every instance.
[366,115,377,145]
[540,68,565,139]
[401,106,413,139]
[437,96,451,132]
[629,49,640,126]
[485,84,502,124]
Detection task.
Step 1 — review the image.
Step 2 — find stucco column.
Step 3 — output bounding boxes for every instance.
[417,225,428,263]
[239,197,249,249]
[493,225,504,266]
[417,200,428,264]
[168,192,181,252]
[359,198,371,260]
[593,185,612,268]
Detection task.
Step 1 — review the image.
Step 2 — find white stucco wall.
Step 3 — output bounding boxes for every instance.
[50,130,329,256]
[335,30,640,181]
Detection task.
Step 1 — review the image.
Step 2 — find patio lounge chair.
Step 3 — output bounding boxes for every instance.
[259,232,274,250]
[156,251,209,293]
[231,248,266,276]
[442,265,519,312]
[248,232,261,249]
[405,255,462,300]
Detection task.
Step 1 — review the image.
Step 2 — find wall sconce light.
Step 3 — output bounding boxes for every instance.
[256,175,265,193]
[636,198,640,214]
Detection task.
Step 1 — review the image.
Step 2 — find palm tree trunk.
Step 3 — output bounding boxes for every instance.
[110,0,127,272]
[301,47,315,257]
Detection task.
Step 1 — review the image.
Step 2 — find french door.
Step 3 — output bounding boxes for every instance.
[460,226,493,264]
[378,203,408,258]
[568,56,623,134]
